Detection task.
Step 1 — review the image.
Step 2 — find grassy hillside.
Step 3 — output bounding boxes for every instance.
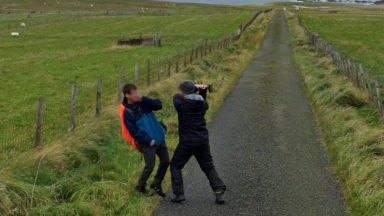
[0,4,254,166]
[299,9,384,75]
[287,11,384,216]
[0,0,164,11]
[0,7,273,215]
[0,0,250,14]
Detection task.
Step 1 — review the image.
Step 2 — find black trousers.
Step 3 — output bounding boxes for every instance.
[137,144,170,188]
[170,143,226,195]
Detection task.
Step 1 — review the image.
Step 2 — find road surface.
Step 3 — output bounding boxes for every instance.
[155,13,347,216]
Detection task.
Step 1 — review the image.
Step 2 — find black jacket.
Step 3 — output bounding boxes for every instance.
[173,88,209,145]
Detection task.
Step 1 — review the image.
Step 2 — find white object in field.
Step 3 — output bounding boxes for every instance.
[283,7,287,11]
[20,22,26,27]
[11,32,20,36]
[90,4,94,8]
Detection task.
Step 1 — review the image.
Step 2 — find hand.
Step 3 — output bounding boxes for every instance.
[195,84,208,90]
[150,140,156,147]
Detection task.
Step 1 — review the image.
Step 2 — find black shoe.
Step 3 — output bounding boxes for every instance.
[171,194,186,203]
[149,184,166,197]
[135,186,147,195]
[214,190,225,205]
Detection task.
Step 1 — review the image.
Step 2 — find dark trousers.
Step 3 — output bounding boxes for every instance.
[170,143,226,195]
[137,144,170,188]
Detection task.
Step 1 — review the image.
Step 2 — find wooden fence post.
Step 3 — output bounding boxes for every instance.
[147,58,151,86]
[238,24,243,36]
[375,76,383,117]
[190,48,194,63]
[358,64,365,90]
[153,32,162,47]
[200,44,204,58]
[205,40,208,56]
[134,63,139,85]
[176,50,180,73]
[118,71,125,102]
[34,97,46,148]
[157,58,162,82]
[69,84,78,132]
[69,84,77,132]
[184,48,188,67]
[367,76,375,107]
[168,57,172,77]
[209,41,212,53]
[96,79,102,116]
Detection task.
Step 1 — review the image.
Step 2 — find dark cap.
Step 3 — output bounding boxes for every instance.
[179,81,197,95]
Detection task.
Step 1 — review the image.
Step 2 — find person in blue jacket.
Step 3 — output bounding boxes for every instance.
[122,83,170,197]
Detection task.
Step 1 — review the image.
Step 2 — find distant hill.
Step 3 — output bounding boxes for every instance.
[157,0,285,5]
[375,0,384,4]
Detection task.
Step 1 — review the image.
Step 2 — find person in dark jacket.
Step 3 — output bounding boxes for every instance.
[170,81,226,204]
[121,84,170,197]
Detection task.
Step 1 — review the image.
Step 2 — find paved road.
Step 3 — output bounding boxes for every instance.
[155,13,347,216]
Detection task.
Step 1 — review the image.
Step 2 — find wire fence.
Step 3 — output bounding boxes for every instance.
[298,15,384,117]
[0,9,272,160]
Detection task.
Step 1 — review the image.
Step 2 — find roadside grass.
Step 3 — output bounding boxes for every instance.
[0,10,273,216]
[287,12,384,216]
[0,8,254,166]
[299,11,384,75]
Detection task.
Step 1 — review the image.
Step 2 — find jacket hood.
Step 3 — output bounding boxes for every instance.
[184,95,206,110]
[185,94,204,101]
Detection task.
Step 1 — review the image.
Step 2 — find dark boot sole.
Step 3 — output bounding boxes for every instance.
[171,198,186,203]
[215,200,225,205]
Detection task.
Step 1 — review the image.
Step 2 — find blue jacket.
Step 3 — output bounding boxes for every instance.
[123,97,166,146]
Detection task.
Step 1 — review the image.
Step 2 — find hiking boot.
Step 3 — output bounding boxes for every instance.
[171,194,186,203]
[135,185,147,195]
[149,184,166,197]
[214,190,225,205]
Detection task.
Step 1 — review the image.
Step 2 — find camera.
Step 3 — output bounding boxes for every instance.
[195,84,213,93]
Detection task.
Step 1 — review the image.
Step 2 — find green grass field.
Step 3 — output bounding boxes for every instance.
[299,11,384,75]
[0,0,250,15]
[0,1,272,214]
[0,4,254,166]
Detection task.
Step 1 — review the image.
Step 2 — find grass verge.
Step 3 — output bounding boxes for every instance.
[0,11,274,216]
[287,12,384,216]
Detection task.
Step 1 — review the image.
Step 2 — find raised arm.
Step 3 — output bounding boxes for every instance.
[141,97,162,111]
[198,87,208,100]
[173,94,184,112]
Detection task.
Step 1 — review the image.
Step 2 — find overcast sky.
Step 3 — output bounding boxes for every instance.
[161,0,290,5]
